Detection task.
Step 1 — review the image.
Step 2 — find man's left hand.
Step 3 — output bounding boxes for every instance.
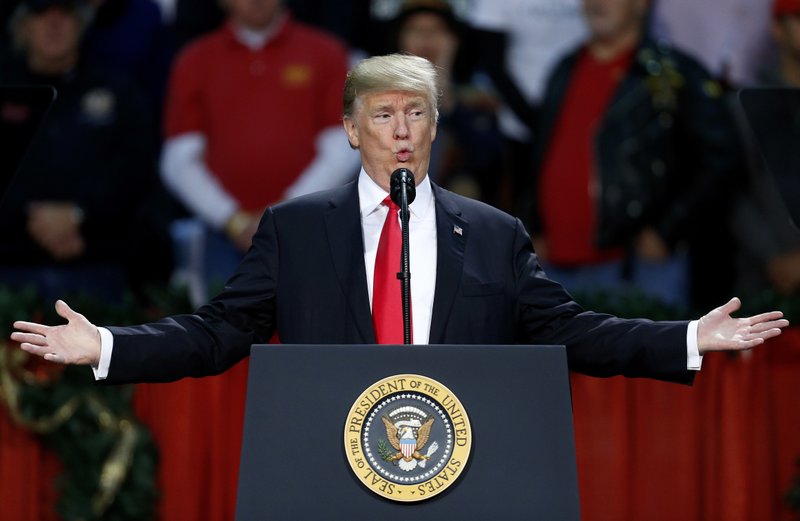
[697,297,790,354]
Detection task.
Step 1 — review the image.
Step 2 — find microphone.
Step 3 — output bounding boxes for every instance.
[389,168,414,345]
[390,168,416,207]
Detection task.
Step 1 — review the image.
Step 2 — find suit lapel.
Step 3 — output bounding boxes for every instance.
[429,184,467,344]
[324,182,375,343]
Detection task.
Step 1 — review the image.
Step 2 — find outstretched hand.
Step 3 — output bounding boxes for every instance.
[697,297,790,354]
[10,300,101,365]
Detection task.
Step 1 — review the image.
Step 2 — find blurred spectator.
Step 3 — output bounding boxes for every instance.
[765,0,800,87]
[81,0,173,118]
[732,0,800,297]
[154,0,226,50]
[0,0,170,301]
[390,0,503,204]
[650,0,775,88]
[467,0,587,211]
[160,0,360,297]
[529,0,742,310]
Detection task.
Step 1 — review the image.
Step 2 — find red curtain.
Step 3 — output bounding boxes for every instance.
[2,329,800,520]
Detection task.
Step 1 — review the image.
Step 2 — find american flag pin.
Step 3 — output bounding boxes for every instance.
[453,225,463,236]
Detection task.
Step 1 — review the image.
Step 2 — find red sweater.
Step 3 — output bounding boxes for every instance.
[164,17,348,211]
[538,47,633,265]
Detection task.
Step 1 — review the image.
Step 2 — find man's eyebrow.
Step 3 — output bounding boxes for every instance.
[371,103,394,113]
[369,99,426,114]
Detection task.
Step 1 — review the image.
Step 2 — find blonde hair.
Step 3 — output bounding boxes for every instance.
[343,53,440,122]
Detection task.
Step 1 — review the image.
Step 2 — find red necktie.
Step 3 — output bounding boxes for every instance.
[372,197,410,344]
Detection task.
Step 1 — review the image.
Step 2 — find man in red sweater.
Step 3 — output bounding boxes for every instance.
[530,0,741,310]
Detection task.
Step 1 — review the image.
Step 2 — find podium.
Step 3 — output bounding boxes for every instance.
[235,344,581,520]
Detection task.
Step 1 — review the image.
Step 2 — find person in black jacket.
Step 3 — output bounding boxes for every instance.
[526,0,743,311]
[0,0,172,301]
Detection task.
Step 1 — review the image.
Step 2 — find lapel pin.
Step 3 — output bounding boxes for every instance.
[453,225,463,236]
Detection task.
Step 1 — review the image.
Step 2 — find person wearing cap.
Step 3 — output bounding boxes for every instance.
[771,0,800,86]
[391,0,504,206]
[527,0,743,311]
[0,0,170,300]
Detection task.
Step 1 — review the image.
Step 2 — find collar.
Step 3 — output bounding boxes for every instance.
[229,11,288,51]
[358,168,433,222]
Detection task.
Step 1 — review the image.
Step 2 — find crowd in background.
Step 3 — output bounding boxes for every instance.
[0,0,798,315]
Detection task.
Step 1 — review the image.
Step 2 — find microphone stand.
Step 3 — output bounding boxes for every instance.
[391,169,416,345]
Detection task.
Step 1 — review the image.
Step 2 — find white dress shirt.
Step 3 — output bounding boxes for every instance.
[359,169,437,344]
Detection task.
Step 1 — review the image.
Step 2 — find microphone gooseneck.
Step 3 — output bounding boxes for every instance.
[390,168,415,345]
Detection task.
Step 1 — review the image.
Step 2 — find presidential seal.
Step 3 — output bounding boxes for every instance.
[344,374,472,502]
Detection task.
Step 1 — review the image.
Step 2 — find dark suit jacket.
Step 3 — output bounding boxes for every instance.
[107,181,693,385]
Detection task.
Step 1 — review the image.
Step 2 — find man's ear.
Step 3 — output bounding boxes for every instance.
[343,117,360,149]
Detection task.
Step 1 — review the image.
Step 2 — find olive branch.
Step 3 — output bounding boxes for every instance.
[377,439,395,462]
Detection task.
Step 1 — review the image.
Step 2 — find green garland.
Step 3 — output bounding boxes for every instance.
[789,459,800,515]
[0,285,193,521]
[1,284,798,517]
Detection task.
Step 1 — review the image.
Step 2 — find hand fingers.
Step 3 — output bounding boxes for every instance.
[10,332,48,346]
[748,319,790,334]
[43,353,64,364]
[733,327,784,350]
[752,327,784,342]
[735,338,765,350]
[19,342,54,357]
[718,297,742,316]
[18,343,68,364]
[746,311,785,325]
[12,320,49,335]
[55,299,79,322]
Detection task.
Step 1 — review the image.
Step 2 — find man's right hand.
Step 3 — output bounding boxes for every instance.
[10,300,101,366]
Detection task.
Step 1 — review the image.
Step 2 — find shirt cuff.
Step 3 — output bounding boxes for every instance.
[686,320,703,371]
[91,327,114,380]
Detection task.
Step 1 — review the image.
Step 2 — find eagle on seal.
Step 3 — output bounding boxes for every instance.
[382,415,435,472]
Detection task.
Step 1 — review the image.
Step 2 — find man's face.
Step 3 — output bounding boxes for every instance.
[774,14,800,61]
[224,0,282,30]
[343,90,437,191]
[23,7,81,66]
[583,0,646,42]
[399,12,457,70]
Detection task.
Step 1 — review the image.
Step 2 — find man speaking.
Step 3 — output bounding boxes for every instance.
[10,54,789,384]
